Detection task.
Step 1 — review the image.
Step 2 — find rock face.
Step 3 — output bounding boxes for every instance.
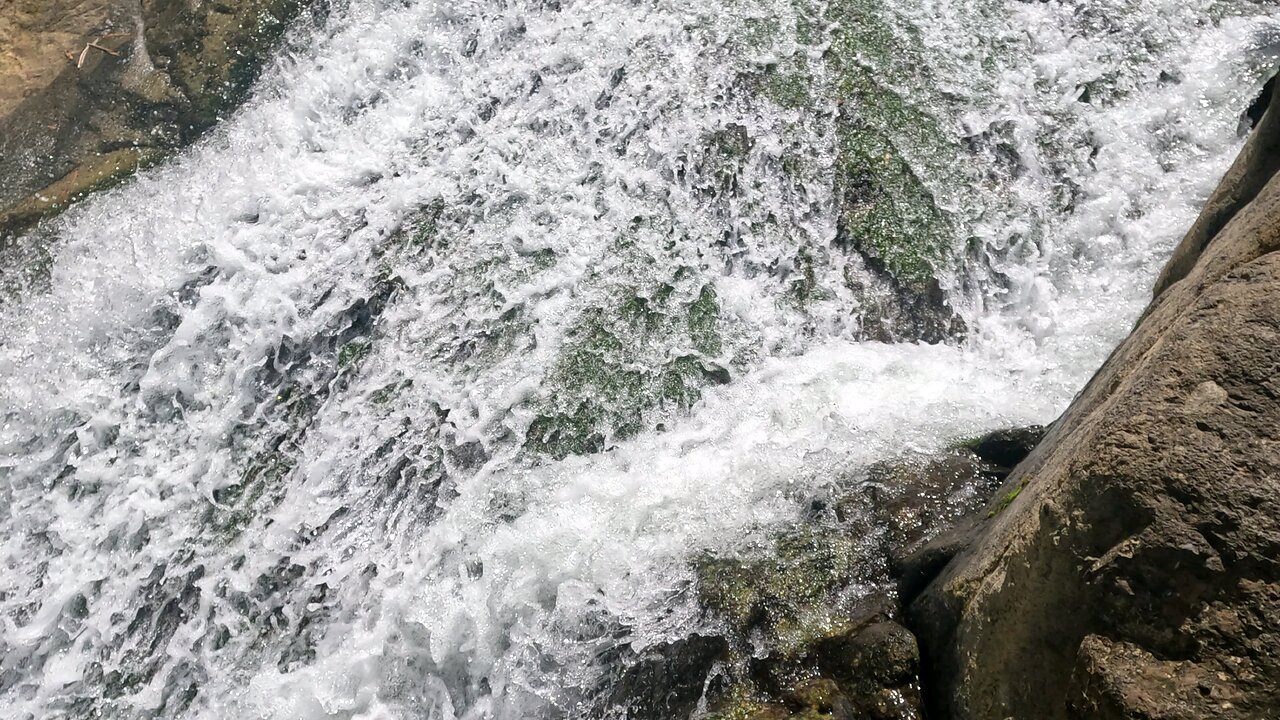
[908,81,1280,719]
[0,0,311,238]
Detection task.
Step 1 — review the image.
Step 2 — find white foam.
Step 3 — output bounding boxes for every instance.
[0,0,1276,717]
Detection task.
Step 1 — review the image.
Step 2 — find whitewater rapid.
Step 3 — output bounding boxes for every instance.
[1,0,1278,718]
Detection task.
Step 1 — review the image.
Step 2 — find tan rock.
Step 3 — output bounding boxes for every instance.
[0,0,131,118]
[0,0,311,240]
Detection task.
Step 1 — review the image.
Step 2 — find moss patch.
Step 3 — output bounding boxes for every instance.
[824,0,959,290]
[338,340,371,369]
[525,280,732,460]
[687,284,723,356]
[988,479,1029,518]
[759,58,814,111]
[405,197,447,249]
[696,527,864,660]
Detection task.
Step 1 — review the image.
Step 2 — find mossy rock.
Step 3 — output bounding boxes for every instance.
[595,635,731,720]
[686,444,1027,720]
[695,124,756,195]
[695,0,973,344]
[702,697,792,720]
[695,526,867,663]
[524,280,733,460]
[833,120,950,289]
[821,0,972,342]
[207,447,297,540]
[987,481,1026,518]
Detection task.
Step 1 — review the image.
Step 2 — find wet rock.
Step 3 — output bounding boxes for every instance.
[890,517,980,606]
[674,423,1053,720]
[601,635,731,720]
[703,697,792,720]
[0,0,314,239]
[697,612,925,720]
[909,74,1280,720]
[1152,67,1280,298]
[834,116,967,346]
[0,147,164,235]
[852,451,1003,554]
[851,430,1045,601]
[524,284,734,460]
[684,441,1030,720]
[1244,72,1275,129]
[952,425,1046,473]
[819,621,918,689]
[785,678,855,719]
[816,622,923,720]
[842,258,968,345]
[692,530,909,716]
[825,0,969,345]
[694,526,872,666]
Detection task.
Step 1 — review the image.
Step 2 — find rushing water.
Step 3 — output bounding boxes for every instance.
[1,0,1277,717]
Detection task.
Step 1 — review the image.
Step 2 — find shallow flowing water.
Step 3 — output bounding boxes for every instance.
[1,0,1277,717]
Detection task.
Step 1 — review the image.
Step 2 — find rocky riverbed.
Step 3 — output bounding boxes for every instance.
[0,1,1276,718]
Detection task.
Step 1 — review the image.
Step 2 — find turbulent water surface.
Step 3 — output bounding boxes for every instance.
[1,0,1278,717]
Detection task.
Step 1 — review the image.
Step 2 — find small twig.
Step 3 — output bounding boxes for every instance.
[69,36,125,68]
[87,42,120,57]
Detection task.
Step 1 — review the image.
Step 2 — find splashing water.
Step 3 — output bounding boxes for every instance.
[1,0,1277,717]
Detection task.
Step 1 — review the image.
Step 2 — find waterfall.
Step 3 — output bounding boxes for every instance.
[1,0,1276,717]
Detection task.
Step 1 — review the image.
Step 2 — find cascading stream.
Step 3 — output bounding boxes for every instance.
[1,0,1277,718]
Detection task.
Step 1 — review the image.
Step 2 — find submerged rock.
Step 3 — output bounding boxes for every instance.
[0,147,164,236]
[728,0,978,346]
[0,0,314,239]
[598,635,731,720]
[854,451,1006,555]
[910,75,1280,719]
[841,258,968,345]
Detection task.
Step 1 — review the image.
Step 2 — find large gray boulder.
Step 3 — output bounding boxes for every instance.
[909,80,1280,719]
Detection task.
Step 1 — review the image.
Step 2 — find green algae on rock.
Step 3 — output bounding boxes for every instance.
[525,287,734,460]
[825,0,959,284]
[725,0,982,343]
